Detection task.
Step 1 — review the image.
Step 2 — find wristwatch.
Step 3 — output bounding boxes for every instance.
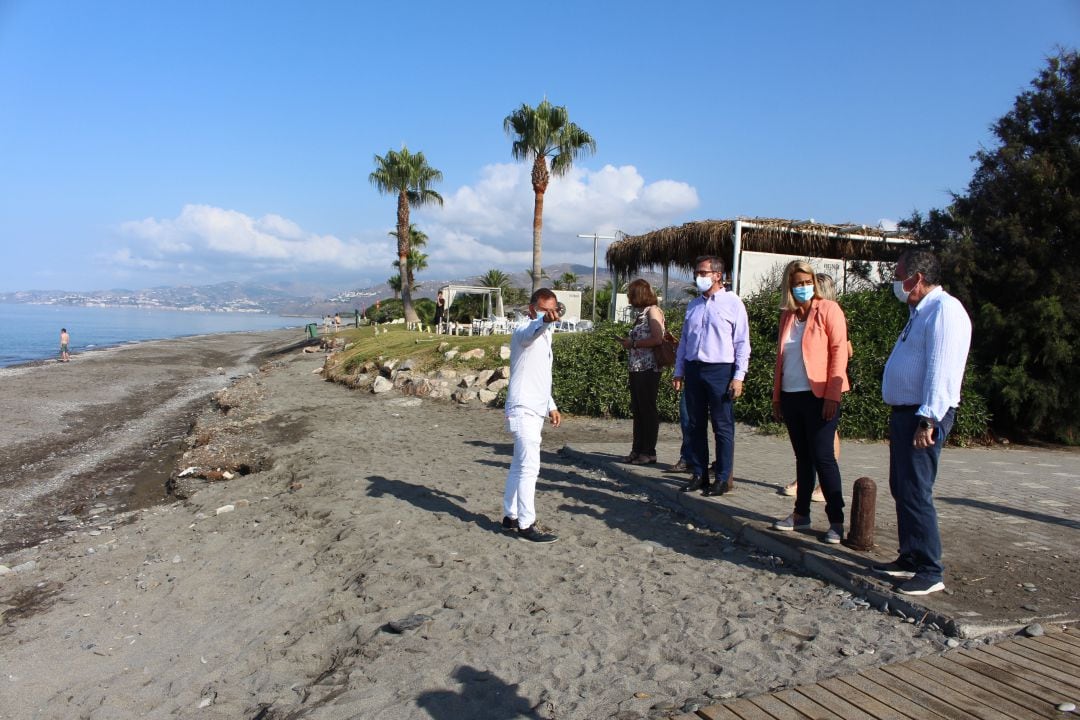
[917,417,935,431]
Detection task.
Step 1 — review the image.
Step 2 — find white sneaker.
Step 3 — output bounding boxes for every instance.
[772,513,811,531]
[823,525,843,544]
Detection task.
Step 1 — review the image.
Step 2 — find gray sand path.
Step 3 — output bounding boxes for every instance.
[0,345,944,719]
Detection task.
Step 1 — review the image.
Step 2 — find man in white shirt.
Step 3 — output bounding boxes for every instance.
[503,288,563,543]
[876,248,971,596]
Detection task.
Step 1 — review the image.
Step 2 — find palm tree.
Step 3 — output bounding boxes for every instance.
[479,268,511,291]
[393,250,428,290]
[524,267,549,287]
[559,271,578,290]
[387,225,429,289]
[387,274,402,299]
[504,99,596,294]
[370,147,443,324]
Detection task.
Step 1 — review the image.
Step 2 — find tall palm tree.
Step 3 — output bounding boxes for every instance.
[387,274,402,299]
[504,99,596,294]
[387,225,429,289]
[393,249,428,289]
[370,147,443,324]
[524,266,549,287]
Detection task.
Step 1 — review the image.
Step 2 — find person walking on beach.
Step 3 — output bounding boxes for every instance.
[618,279,665,465]
[769,262,850,544]
[876,248,971,596]
[59,328,70,363]
[673,256,750,496]
[502,288,563,543]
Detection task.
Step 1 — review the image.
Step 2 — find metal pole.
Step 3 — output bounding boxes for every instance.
[578,233,616,324]
[591,234,598,323]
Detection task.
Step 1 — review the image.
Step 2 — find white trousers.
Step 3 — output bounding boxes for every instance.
[503,409,545,529]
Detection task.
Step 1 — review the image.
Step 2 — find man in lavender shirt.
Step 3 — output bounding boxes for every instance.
[672,256,751,496]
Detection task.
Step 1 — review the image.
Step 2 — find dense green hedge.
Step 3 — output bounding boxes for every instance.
[551,288,991,444]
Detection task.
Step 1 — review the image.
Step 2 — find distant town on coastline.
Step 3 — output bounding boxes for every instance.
[0,263,657,317]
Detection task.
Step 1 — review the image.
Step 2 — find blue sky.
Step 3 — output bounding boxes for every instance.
[1,1,1077,293]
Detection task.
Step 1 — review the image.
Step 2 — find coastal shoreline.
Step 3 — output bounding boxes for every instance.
[0,326,308,372]
[0,328,304,555]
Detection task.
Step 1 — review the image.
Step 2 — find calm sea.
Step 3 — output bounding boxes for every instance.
[0,303,309,367]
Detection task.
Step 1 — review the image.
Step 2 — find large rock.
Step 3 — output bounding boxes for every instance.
[475,369,496,386]
[444,350,458,360]
[437,342,451,352]
[487,378,509,392]
[403,378,433,397]
[493,366,511,380]
[436,368,458,380]
[477,389,498,404]
[460,348,485,360]
[348,372,372,389]
[372,376,394,394]
[499,345,511,360]
[451,389,478,404]
[459,375,478,388]
[399,358,416,371]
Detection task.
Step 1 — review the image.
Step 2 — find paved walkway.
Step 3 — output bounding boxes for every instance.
[677,626,1080,720]
[563,426,1080,638]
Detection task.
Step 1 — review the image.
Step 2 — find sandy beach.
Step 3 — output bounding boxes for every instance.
[0,332,946,719]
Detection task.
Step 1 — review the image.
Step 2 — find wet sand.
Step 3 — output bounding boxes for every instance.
[0,329,303,555]
[0,336,945,719]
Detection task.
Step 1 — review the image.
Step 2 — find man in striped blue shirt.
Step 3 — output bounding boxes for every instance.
[876,248,972,596]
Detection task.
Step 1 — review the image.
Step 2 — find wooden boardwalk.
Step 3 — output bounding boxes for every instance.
[677,627,1080,720]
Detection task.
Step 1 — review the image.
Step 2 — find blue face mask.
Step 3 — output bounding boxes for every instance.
[791,285,815,304]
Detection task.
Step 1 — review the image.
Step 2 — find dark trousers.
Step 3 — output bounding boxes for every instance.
[684,361,735,482]
[679,386,722,465]
[781,391,844,525]
[888,406,956,582]
[678,391,692,462]
[628,370,660,456]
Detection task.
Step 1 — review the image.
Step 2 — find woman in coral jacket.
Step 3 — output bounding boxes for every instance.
[770,261,851,544]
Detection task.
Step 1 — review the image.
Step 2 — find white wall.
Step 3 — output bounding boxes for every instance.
[553,290,582,321]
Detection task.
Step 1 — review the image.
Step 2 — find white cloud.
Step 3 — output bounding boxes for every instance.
[116,204,396,285]
[878,218,899,232]
[415,162,698,278]
[111,164,698,289]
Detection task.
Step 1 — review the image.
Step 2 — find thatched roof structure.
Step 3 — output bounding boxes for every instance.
[606,218,916,276]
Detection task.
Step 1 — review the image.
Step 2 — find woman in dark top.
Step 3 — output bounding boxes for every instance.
[618,279,666,464]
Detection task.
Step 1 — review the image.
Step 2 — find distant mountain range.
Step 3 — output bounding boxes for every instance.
[0,264,683,316]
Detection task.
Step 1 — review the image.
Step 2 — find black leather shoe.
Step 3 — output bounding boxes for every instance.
[681,474,707,493]
[704,473,735,497]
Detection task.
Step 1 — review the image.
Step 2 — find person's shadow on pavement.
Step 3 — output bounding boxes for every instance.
[416,666,541,720]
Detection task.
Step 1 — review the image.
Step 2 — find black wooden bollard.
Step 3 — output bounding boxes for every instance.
[846,476,877,551]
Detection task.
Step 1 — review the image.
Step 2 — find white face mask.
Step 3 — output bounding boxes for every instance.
[892,279,911,302]
[695,275,715,293]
